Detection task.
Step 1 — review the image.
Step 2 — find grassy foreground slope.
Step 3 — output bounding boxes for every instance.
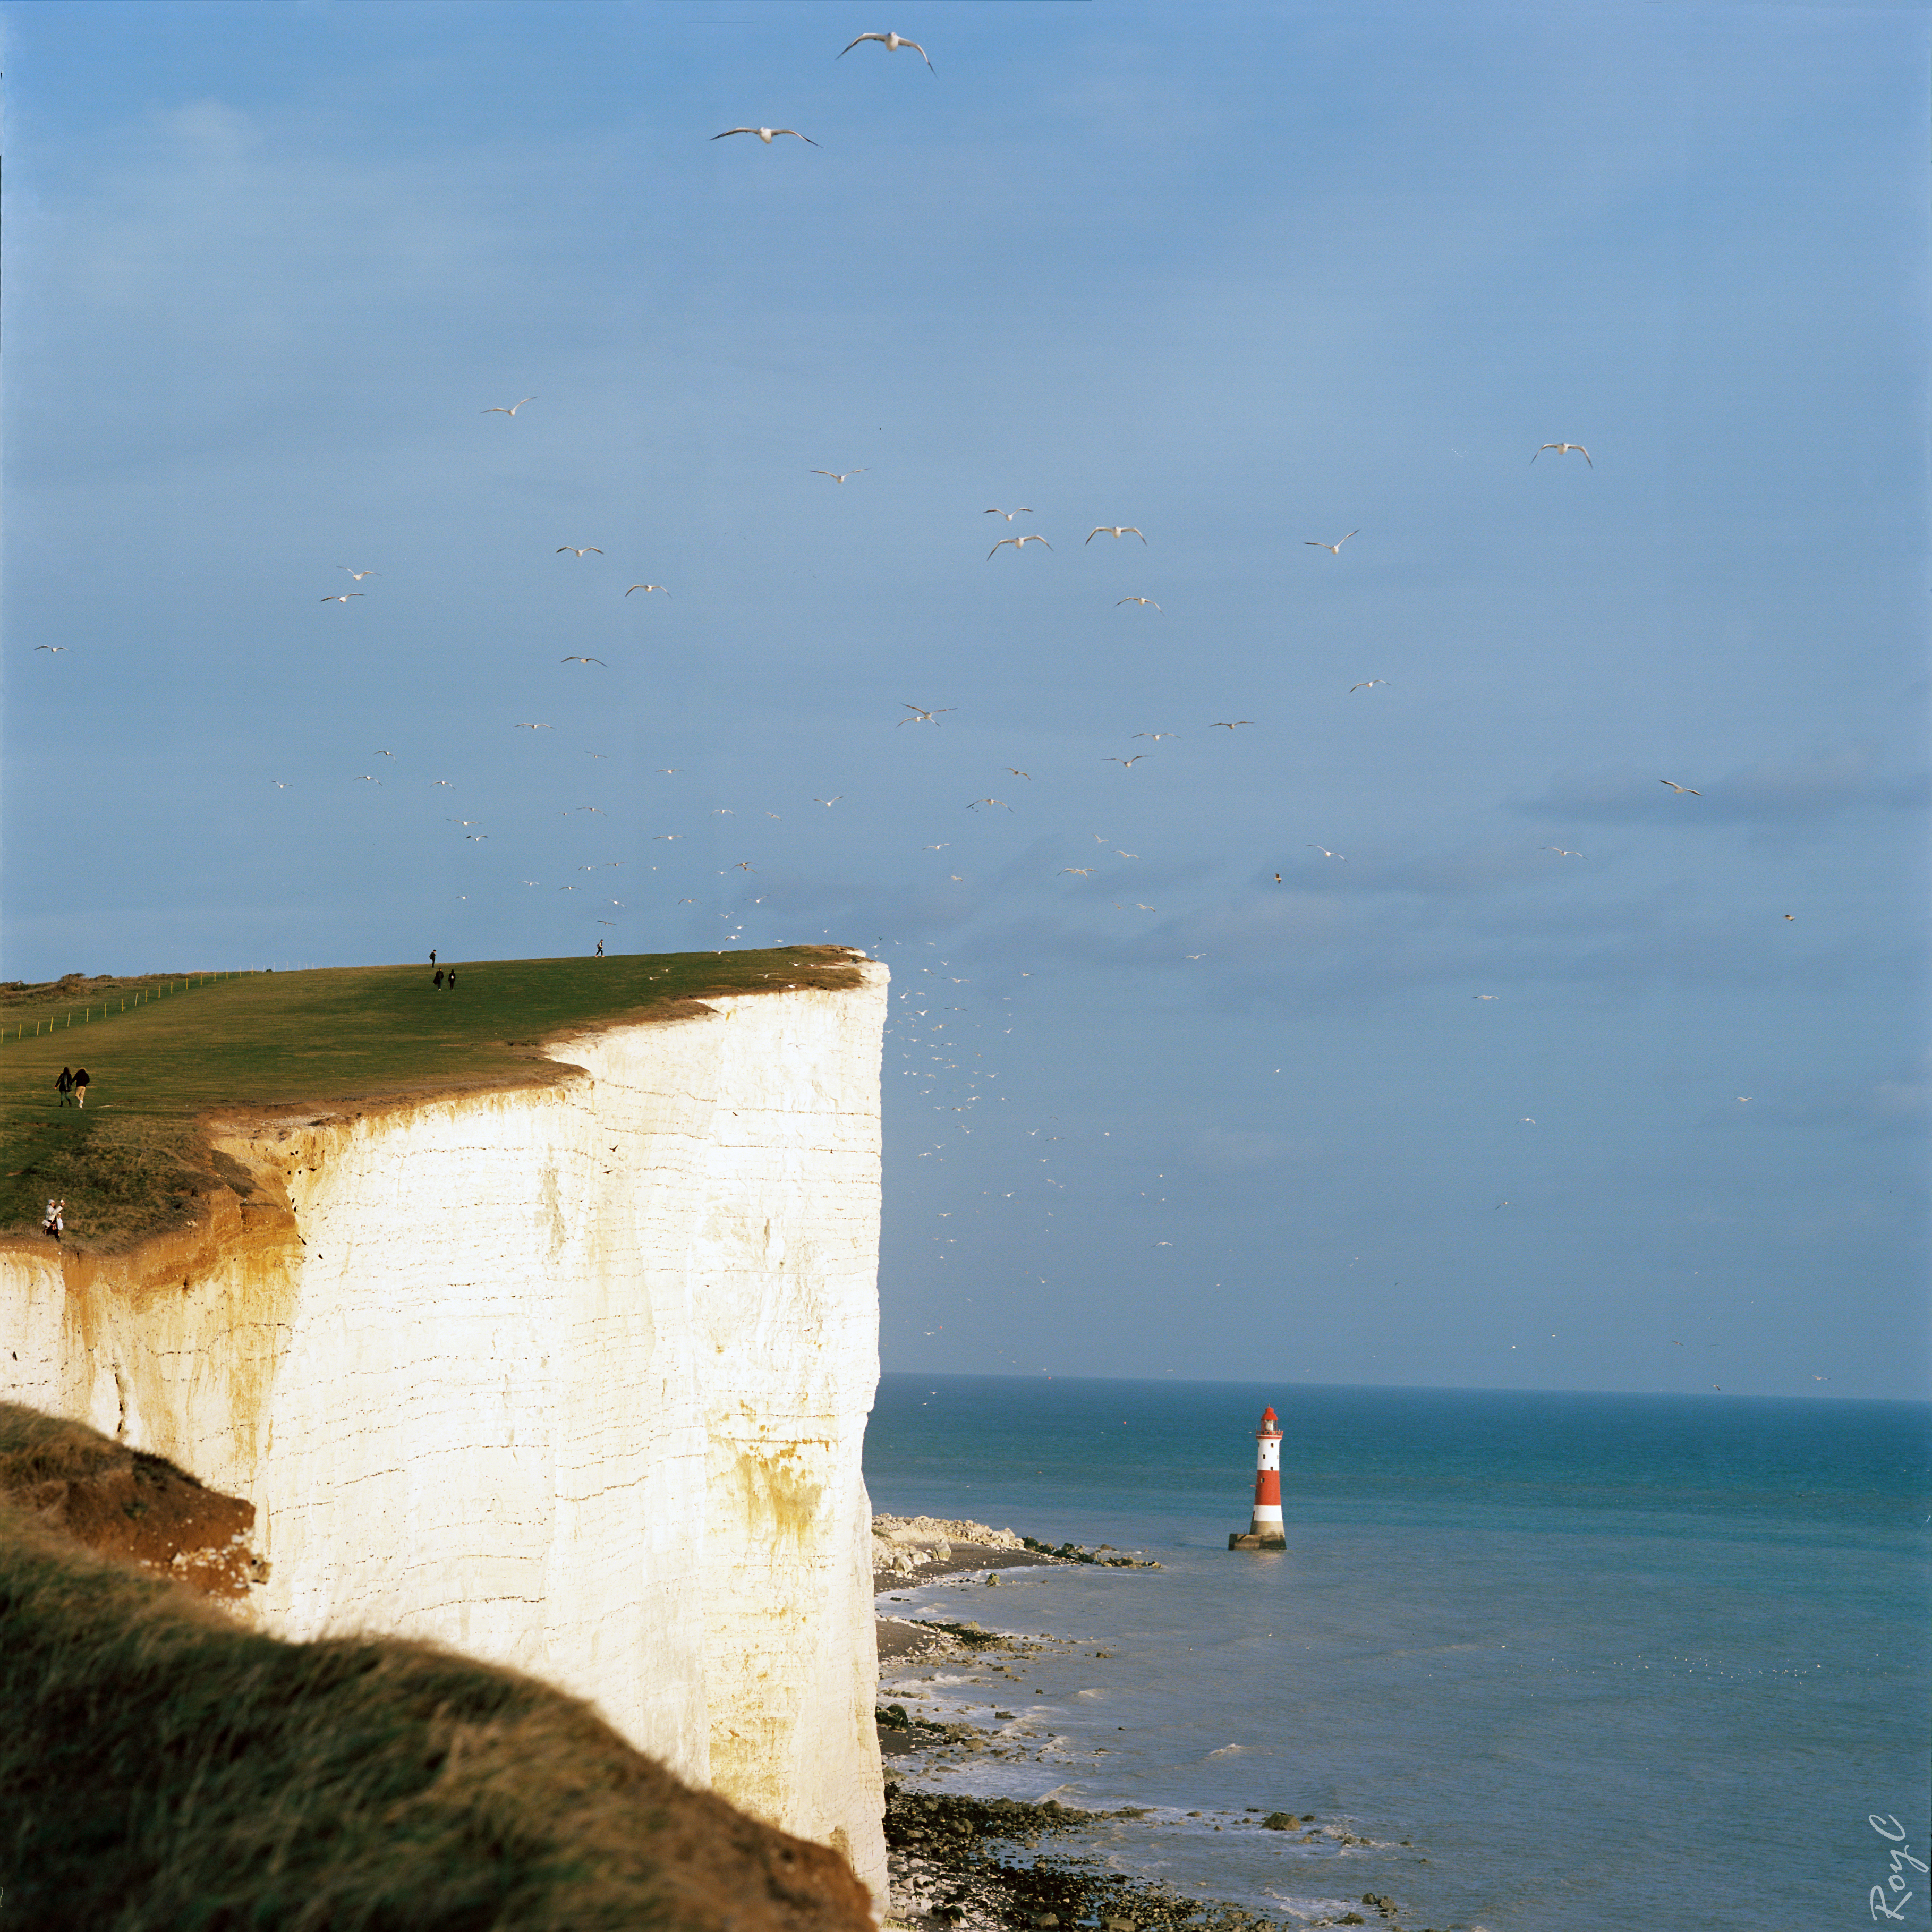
[0,948,862,1249]
[0,1406,873,1932]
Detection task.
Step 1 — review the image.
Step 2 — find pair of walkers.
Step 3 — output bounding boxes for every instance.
[431,968,457,992]
[54,1066,90,1108]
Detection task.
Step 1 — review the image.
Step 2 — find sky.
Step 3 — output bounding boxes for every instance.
[1,1,1925,1400]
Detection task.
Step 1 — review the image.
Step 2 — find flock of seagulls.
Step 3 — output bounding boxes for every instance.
[20,19,1769,1394]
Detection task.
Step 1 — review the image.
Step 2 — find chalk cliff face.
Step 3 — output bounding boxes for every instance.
[0,967,889,1903]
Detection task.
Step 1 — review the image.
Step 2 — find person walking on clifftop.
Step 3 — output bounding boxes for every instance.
[55,1067,73,1107]
[72,1068,90,1108]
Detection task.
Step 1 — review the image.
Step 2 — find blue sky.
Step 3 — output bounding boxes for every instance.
[2,1,1925,1399]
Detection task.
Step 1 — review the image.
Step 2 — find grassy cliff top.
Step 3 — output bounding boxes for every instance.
[0,947,865,1250]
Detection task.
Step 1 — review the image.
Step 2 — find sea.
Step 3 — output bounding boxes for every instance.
[862,1374,1932,1932]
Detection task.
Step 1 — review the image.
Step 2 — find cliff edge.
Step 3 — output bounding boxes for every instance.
[0,956,890,1903]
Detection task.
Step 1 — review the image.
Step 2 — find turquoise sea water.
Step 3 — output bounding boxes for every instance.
[863,1375,1932,1931]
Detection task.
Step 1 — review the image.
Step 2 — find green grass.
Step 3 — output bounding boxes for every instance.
[0,948,862,1249]
[0,1406,874,1932]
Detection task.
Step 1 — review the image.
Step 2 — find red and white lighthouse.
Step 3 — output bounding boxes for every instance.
[1229,1405,1288,1550]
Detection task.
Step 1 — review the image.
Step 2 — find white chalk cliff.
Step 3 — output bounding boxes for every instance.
[0,966,890,1904]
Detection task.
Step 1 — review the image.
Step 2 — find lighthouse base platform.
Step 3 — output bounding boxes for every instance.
[1228,1531,1289,1551]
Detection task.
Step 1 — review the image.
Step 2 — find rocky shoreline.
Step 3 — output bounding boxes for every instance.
[871,1519,1424,1932]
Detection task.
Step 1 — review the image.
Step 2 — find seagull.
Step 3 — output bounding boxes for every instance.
[271,780,292,788]
[984,507,1033,521]
[1305,531,1358,554]
[33,645,65,653]
[339,568,380,580]
[713,126,819,145]
[432,779,452,786]
[354,775,380,784]
[557,546,603,558]
[1307,844,1343,858]
[1474,993,1500,1000]
[1542,847,1587,857]
[1210,719,1254,730]
[1116,597,1162,611]
[811,469,867,482]
[1087,526,1146,544]
[1104,755,1149,768]
[967,798,1011,812]
[815,796,843,807]
[1132,730,1180,740]
[465,834,488,842]
[560,656,607,666]
[625,584,669,597]
[898,704,952,725]
[1659,779,1701,794]
[1062,867,1095,877]
[1350,680,1391,692]
[989,534,1052,559]
[321,593,363,603]
[482,397,535,415]
[1005,767,1031,779]
[373,749,394,758]
[838,29,934,70]
[1533,442,1591,466]
[515,722,552,729]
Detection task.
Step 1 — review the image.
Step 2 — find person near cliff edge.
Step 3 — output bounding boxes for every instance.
[72,1067,90,1108]
[42,1198,64,1241]
[595,938,605,957]
[55,1066,74,1107]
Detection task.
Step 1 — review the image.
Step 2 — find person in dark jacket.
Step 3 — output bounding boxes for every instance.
[72,1068,90,1108]
[445,970,456,992]
[55,1067,73,1106]
[434,968,445,991]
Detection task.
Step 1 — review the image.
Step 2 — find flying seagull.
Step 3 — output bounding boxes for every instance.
[1104,755,1150,768]
[481,397,535,415]
[557,546,603,558]
[815,796,843,807]
[989,533,1052,559]
[339,567,379,580]
[515,721,553,730]
[1350,680,1391,692]
[984,507,1033,521]
[967,798,1011,812]
[1117,597,1162,611]
[713,126,819,145]
[321,593,363,603]
[1305,531,1358,555]
[1005,767,1031,779]
[561,656,607,666]
[811,469,867,482]
[1542,847,1587,858]
[1132,730,1180,741]
[838,30,934,70]
[33,644,65,653]
[898,704,953,725]
[625,584,668,596]
[1210,719,1254,730]
[1086,526,1146,544]
[1659,779,1701,795]
[1533,442,1591,466]
[1307,845,1344,858]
